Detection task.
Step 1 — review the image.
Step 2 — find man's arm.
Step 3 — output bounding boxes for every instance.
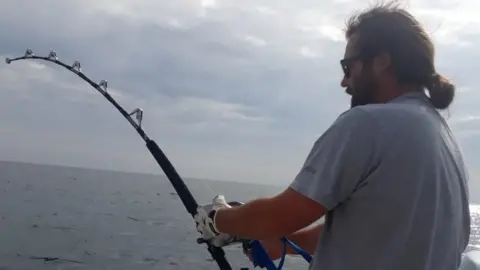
[212,107,377,244]
[215,187,327,240]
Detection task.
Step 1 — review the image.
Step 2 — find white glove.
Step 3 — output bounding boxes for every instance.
[194,194,235,247]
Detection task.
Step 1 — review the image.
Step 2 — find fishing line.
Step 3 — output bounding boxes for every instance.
[200,178,218,196]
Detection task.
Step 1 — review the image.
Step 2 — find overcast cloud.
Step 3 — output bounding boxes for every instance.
[1,0,480,199]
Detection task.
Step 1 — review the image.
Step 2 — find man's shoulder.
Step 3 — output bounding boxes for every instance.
[342,100,440,128]
[317,106,379,148]
[329,101,443,149]
[333,106,375,127]
[349,101,425,116]
[331,105,386,134]
[334,102,411,122]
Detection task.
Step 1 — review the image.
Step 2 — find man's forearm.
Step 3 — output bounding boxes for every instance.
[215,197,287,239]
[215,197,323,254]
[213,189,325,241]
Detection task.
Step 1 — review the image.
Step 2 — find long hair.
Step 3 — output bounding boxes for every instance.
[344,1,455,110]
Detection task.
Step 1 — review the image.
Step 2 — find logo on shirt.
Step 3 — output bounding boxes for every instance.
[303,165,317,174]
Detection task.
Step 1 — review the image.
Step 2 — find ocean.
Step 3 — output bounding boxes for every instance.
[0,161,478,270]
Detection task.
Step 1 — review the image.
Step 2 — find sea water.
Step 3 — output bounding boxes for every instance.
[0,161,478,270]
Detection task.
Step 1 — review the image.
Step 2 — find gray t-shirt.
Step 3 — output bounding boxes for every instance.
[290,92,471,270]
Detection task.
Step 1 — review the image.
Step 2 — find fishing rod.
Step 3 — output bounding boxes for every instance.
[5,49,235,270]
[5,49,313,270]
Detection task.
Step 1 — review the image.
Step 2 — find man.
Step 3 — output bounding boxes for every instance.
[195,2,471,270]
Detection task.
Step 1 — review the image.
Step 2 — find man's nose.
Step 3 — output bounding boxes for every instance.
[340,76,348,88]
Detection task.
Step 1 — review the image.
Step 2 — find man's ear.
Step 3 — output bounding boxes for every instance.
[373,51,391,75]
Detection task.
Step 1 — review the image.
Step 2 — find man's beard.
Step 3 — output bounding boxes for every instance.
[350,72,377,108]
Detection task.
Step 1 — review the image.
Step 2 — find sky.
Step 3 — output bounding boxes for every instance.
[1,0,480,194]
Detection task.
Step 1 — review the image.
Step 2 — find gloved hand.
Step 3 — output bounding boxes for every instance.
[194,194,236,247]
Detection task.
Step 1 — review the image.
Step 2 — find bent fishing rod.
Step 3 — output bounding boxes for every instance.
[5,49,234,270]
[5,49,313,270]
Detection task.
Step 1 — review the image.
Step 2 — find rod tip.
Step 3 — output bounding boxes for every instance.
[5,57,11,64]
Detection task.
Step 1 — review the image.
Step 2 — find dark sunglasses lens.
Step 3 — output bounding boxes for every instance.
[341,55,361,78]
[341,63,350,77]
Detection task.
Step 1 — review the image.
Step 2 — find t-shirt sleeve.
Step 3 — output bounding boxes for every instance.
[289,107,378,210]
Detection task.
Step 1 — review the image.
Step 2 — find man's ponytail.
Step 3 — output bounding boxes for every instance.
[425,74,455,110]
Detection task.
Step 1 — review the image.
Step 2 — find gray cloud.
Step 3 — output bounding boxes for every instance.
[1,0,480,188]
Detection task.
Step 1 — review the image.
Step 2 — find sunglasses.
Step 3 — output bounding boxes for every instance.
[340,54,363,78]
